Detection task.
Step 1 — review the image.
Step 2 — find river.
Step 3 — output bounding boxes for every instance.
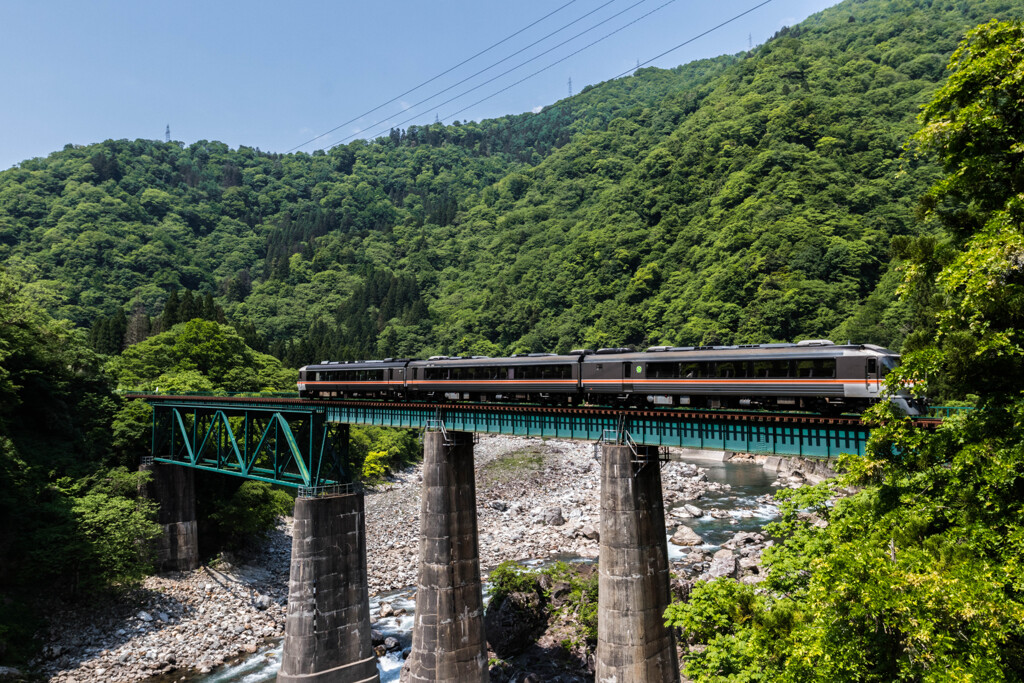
[187,456,778,683]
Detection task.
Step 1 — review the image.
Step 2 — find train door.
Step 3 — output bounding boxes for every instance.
[866,357,879,392]
[622,362,633,392]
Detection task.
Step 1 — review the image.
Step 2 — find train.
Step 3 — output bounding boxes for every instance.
[297,340,923,416]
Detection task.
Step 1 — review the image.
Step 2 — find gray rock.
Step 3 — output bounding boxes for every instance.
[722,531,764,549]
[580,524,599,541]
[683,504,704,518]
[542,507,566,526]
[484,591,546,657]
[670,526,704,547]
[384,636,401,652]
[707,549,736,579]
[137,611,153,622]
[670,507,695,519]
[378,602,394,618]
[489,500,508,512]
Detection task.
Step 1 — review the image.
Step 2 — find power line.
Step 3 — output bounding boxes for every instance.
[439,0,778,132]
[330,0,661,148]
[609,0,775,79]
[371,0,680,143]
[286,0,581,153]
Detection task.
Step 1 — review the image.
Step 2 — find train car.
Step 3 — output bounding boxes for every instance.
[296,340,921,415]
[406,353,583,404]
[297,359,410,399]
[581,341,919,414]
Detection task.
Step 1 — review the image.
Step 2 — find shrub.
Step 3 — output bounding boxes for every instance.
[209,481,293,550]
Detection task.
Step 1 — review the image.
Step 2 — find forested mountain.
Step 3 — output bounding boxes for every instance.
[1,0,1020,367]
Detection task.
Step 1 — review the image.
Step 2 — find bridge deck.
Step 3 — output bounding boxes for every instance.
[140,394,939,487]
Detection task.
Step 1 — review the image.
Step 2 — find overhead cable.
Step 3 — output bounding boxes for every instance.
[331,0,664,148]
[423,0,778,136]
[286,0,583,153]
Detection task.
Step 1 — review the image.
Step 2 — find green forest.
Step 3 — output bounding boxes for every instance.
[2,0,1018,362]
[2,0,1024,677]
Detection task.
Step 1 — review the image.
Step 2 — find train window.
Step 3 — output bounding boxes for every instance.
[679,362,711,378]
[880,356,897,376]
[752,361,771,378]
[716,362,749,378]
[538,365,568,379]
[796,359,836,378]
[867,358,877,376]
[648,362,673,379]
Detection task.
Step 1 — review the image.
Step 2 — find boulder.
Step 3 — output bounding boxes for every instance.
[542,507,566,526]
[548,582,572,608]
[707,549,736,579]
[484,591,546,657]
[683,504,704,518]
[670,526,704,546]
[722,531,764,549]
[580,524,599,541]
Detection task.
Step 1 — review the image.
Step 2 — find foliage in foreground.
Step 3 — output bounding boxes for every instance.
[665,20,1024,681]
[0,271,162,661]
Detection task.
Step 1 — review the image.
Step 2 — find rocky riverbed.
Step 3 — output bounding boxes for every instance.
[27,436,826,683]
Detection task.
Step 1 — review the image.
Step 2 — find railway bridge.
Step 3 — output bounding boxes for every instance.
[139,393,935,683]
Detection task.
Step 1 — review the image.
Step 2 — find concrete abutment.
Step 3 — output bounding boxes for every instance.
[278,492,379,683]
[401,430,488,683]
[140,461,199,572]
[597,444,680,683]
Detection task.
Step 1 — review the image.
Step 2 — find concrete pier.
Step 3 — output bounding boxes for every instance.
[278,492,379,683]
[596,444,679,683]
[401,431,488,683]
[140,462,199,572]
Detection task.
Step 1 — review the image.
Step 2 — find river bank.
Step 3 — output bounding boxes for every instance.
[28,436,823,683]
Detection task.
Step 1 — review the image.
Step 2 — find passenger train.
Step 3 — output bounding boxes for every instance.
[297,340,922,416]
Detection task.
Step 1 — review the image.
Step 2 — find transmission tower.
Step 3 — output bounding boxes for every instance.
[568,77,573,98]
[165,125,170,142]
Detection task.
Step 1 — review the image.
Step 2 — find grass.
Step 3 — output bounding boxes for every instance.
[479,446,545,485]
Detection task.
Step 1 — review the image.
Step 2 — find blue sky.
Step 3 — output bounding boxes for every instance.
[0,0,840,170]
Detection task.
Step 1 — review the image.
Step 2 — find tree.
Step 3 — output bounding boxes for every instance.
[666,20,1024,682]
[908,19,1024,398]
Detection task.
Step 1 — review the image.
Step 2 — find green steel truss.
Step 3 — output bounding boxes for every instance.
[150,401,350,488]
[145,396,897,485]
[320,403,871,458]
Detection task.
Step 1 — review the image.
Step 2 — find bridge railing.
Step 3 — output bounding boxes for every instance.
[124,389,299,399]
[927,405,974,418]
